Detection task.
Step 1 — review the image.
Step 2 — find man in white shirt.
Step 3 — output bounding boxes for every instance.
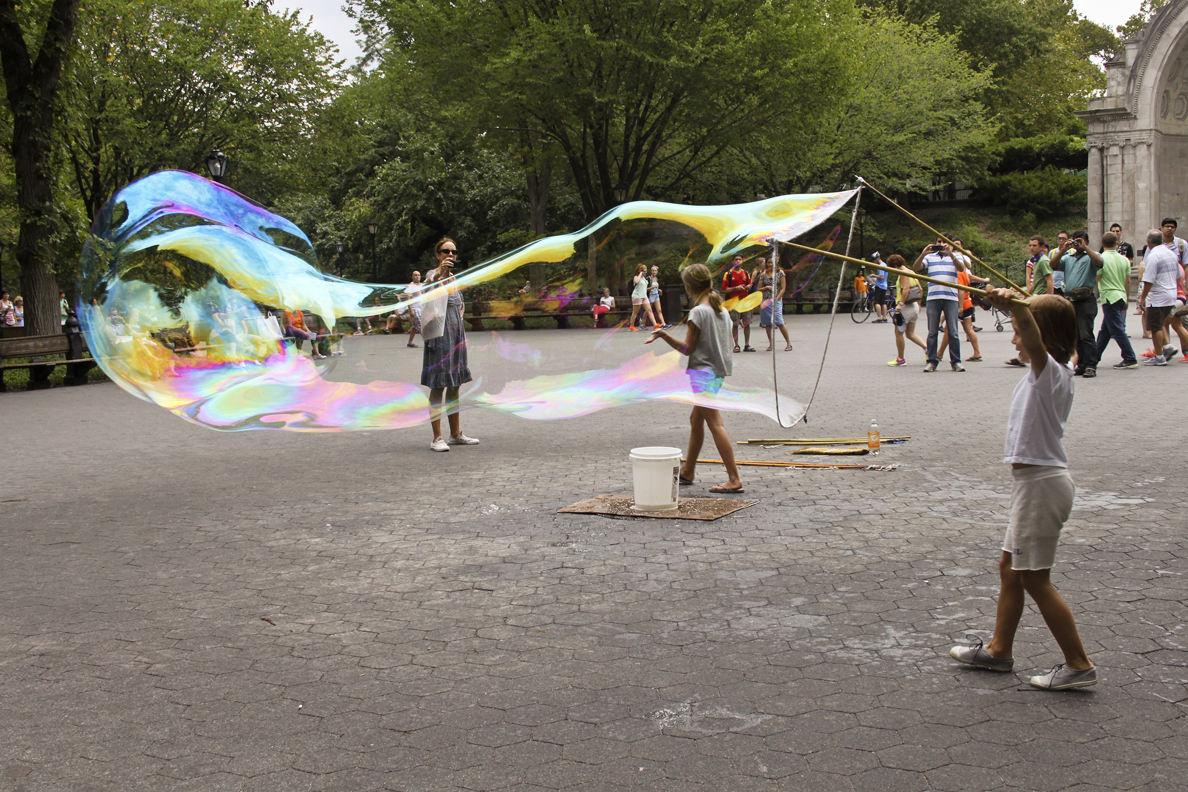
[404,270,424,347]
[1140,229,1180,366]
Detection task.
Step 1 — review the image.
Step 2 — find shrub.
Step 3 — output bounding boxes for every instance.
[975,167,1086,219]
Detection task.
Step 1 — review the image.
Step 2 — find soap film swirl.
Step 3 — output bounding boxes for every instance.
[78,170,855,431]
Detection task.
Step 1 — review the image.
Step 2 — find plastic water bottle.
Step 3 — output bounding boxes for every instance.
[868,419,880,452]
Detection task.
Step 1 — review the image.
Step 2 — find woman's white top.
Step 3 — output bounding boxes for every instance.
[1003,353,1074,467]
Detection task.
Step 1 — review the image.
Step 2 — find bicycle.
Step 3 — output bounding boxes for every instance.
[851,291,873,323]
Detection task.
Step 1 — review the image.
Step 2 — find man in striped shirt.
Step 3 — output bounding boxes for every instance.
[913,237,967,372]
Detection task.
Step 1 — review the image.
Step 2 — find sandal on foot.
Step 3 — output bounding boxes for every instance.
[709,484,745,494]
[733,345,741,353]
[679,477,695,486]
[784,345,793,351]
[407,343,419,347]
[743,346,757,352]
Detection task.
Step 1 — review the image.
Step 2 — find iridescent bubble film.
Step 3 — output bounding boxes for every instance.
[79,170,855,431]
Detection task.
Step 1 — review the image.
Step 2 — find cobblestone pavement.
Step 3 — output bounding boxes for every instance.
[3,312,1186,792]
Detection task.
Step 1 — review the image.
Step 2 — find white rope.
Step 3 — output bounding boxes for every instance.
[800,188,862,424]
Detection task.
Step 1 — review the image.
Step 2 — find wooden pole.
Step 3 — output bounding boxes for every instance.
[687,458,892,470]
[781,242,1030,308]
[855,177,1024,292]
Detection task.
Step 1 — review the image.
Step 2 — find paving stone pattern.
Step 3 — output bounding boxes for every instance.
[2,314,1186,791]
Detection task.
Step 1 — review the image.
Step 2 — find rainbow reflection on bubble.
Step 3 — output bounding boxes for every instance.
[79,170,855,431]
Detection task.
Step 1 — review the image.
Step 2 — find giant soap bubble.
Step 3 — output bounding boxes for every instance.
[78,170,856,431]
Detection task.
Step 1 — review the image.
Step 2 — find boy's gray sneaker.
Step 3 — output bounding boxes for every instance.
[1029,664,1097,690]
[949,638,1014,672]
[923,362,937,373]
[951,362,965,372]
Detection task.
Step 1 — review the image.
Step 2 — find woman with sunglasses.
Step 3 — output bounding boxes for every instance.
[422,237,478,452]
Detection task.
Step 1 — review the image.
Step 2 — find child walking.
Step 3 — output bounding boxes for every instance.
[646,263,743,494]
[949,287,1096,690]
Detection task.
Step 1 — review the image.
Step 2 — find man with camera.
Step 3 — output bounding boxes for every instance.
[1052,230,1104,378]
[913,237,966,372]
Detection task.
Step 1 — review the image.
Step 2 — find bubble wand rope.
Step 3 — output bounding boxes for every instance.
[798,190,862,425]
[854,176,1023,292]
[780,242,1030,307]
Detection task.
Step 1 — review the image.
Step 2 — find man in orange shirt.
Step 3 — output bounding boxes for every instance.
[721,255,754,353]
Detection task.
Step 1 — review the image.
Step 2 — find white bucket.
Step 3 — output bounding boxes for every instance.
[629,446,682,511]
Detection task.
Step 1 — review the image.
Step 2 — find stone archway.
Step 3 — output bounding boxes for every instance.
[1080,0,1188,245]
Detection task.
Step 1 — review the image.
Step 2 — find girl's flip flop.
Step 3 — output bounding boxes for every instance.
[709,484,745,494]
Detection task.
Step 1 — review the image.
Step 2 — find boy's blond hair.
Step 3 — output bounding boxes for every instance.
[1028,295,1077,364]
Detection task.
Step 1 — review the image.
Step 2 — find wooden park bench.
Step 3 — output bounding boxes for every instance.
[0,330,95,392]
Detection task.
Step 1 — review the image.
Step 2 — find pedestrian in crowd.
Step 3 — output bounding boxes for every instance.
[1139,228,1180,366]
[721,254,754,352]
[869,256,889,323]
[646,263,742,494]
[353,316,372,336]
[1051,230,1103,378]
[1105,223,1134,262]
[423,237,478,451]
[592,287,615,327]
[755,255,792,351]
[887,255,926,366]
[1094,231,1138,369]
[404,270,424,347]
[1051,231,1069,295]
[950,287,1096,691]
[59,291,68,327]
[626,263,658,332]
[283,308,320,358]
[1,291,13,331]
[12,296,24,327]
[913,236,965,372]
[938,263,986,362]
[647,265,668,328]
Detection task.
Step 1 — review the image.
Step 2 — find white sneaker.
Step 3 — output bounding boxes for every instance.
[448,434,480,445]
[430,437,450,452]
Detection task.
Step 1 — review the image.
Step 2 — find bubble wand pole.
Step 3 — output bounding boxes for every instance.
[780,242,1030,308]
[853,176,1024,292]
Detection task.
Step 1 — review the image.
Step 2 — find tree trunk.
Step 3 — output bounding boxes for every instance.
[0,0,83,336]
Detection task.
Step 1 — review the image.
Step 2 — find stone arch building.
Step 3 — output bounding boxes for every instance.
[1081,0,1188,243]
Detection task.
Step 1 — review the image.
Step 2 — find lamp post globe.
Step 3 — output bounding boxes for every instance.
[205,149,229,183]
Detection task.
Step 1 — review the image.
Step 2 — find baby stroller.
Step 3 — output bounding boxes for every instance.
[971,292,1011,332]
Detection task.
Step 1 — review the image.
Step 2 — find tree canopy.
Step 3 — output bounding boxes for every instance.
[0,0,1119,315]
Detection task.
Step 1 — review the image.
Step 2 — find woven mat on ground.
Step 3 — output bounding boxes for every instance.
[558,494,756,521]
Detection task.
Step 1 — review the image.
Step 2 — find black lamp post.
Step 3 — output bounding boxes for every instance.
[612,183,627,205]
[335,241,344,276]
[367,221,378,280]
[205,149,229,183]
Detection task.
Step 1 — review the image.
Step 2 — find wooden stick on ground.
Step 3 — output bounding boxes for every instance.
[740,436,911,445]
[686,458,898,470]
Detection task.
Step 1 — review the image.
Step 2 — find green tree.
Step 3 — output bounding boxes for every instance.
[59,0,340,222]
[735,13,995,195]
[354,0,848,221]
[859,0,1114,141]
[0,0,82,335]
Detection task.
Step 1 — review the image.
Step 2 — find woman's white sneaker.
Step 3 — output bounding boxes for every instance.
[430,437,450,452]
[448,434,480,445]
[1029,664,1097,690]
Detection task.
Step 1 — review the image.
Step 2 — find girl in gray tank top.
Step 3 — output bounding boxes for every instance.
[646,263,743,494]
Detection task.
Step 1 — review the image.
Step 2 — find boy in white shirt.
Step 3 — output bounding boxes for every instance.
[949,289,1097,690]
